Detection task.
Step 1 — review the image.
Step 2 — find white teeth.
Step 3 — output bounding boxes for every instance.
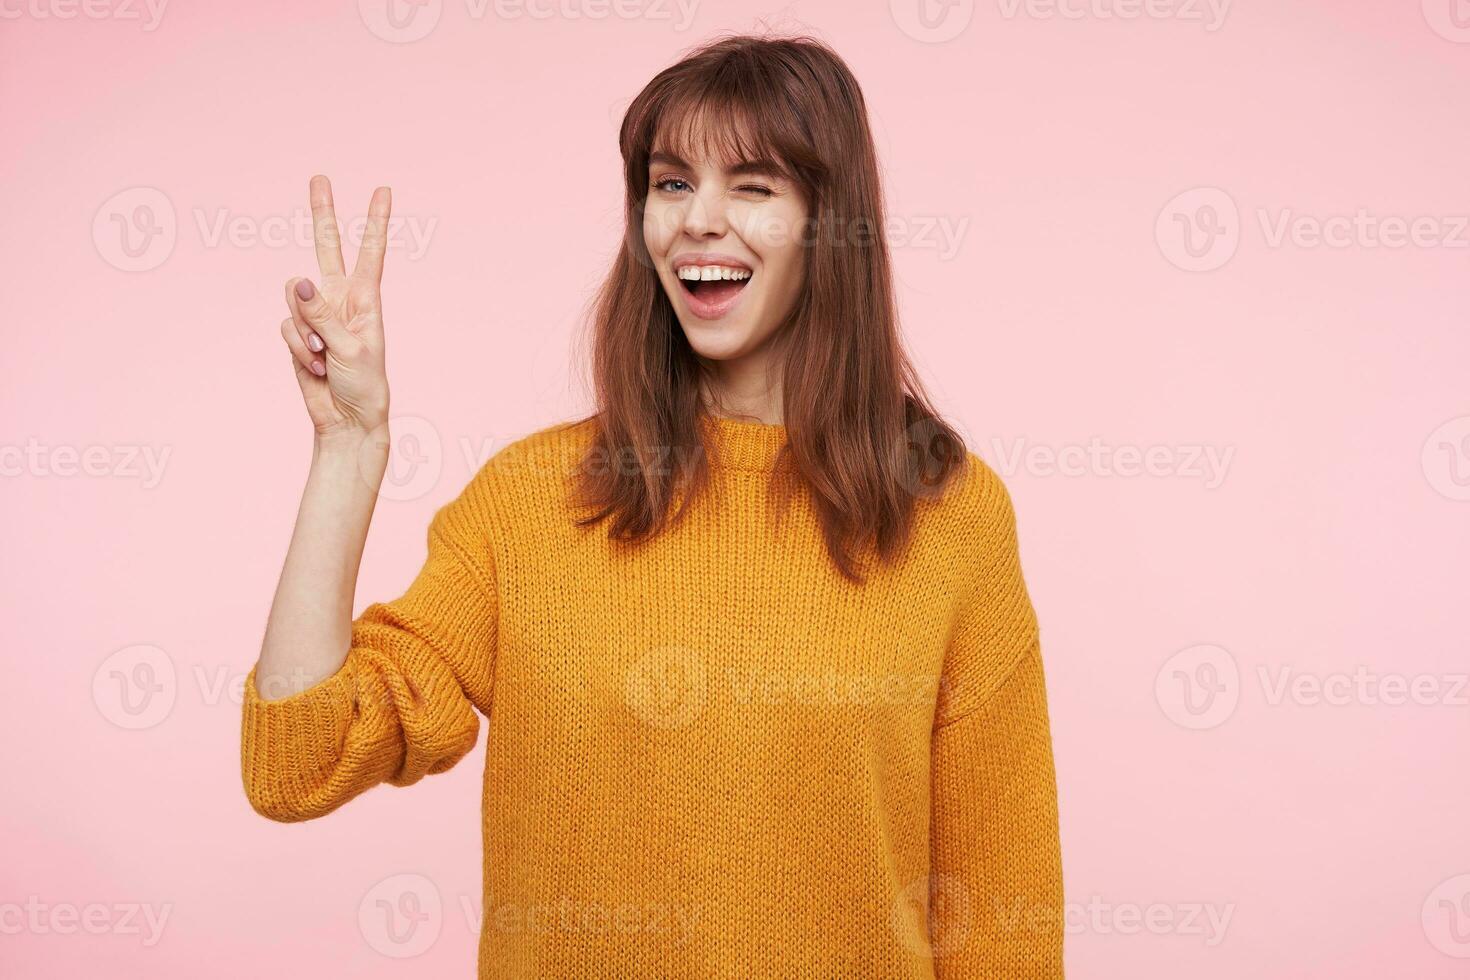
[676,265,752,282]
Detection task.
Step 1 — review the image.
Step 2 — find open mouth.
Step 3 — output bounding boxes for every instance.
[679,274,751,302]
[673,262,754,319]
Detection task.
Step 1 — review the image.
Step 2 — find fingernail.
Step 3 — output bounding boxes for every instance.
[307,333,324,352]
[295,279,315,301]
[310,360,326,376]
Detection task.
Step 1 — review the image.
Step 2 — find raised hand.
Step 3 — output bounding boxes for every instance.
[280,175,393,442]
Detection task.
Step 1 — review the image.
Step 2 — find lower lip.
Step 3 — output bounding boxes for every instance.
[677,275,752,320]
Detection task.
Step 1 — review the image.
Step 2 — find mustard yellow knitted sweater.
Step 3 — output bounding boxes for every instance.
[241,413,1064,977]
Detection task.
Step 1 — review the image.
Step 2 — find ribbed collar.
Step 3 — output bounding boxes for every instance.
[696,412,794,472]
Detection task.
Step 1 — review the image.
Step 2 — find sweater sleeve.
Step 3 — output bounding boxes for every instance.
[928,459,1064,977]
[239,470,500,823]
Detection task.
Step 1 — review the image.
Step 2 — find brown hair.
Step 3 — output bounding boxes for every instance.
[569,32,969,583]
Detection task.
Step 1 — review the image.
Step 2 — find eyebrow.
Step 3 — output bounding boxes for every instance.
[648,150,785,179]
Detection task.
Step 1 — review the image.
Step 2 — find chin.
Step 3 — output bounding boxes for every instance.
[680,324,759,360]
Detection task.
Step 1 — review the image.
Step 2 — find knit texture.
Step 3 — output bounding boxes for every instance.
[241,413,1065,977]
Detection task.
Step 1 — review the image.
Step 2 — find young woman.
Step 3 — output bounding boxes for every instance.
[245,33,1064,978]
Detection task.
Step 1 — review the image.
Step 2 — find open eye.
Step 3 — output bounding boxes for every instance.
[652,177,691,194]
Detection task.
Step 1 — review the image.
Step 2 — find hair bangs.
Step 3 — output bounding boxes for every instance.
[646,79,805,187]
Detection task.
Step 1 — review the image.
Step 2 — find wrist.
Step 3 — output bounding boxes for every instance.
[313,422,389,457]
[312,426,390,485]
[309,430,390,500]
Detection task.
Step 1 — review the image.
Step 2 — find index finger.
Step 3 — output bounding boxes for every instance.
[309,175,346,279]
[354,186,392,284]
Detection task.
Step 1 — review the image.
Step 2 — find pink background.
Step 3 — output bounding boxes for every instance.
[3,1,1469,976]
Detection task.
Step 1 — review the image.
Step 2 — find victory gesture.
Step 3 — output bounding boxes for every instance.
[280,175,393,441]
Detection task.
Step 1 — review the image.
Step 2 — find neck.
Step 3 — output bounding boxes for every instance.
[698,345,786,425]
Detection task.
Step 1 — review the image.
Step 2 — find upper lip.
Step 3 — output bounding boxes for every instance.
[671,252,754,273]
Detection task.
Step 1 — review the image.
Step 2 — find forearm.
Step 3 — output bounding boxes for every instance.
[254,430,389,700]
[240,444,501,822]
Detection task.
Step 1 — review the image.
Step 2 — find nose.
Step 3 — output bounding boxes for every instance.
[679,184,728,239]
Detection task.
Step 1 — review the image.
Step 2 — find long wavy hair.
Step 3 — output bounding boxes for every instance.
[568,32,969,583]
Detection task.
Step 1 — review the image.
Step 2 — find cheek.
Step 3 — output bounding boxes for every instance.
[642,202,678,257]
[758,239,806,301]
[745,205,809,288]
[739,206,796,255]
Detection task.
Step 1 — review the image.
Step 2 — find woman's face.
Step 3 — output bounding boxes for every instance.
[642,139,809,364]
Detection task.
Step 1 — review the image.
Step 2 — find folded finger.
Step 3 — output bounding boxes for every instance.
[281,316,325,376]
[295,307,326,355]
[284,277,356,353]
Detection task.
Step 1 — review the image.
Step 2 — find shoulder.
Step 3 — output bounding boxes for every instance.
[429,416,599,547]
[462,415,599,494]
[922,449,1023,559]
[924,449,1042,723]
[957,450,1020,527]
[437,415,603,529]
